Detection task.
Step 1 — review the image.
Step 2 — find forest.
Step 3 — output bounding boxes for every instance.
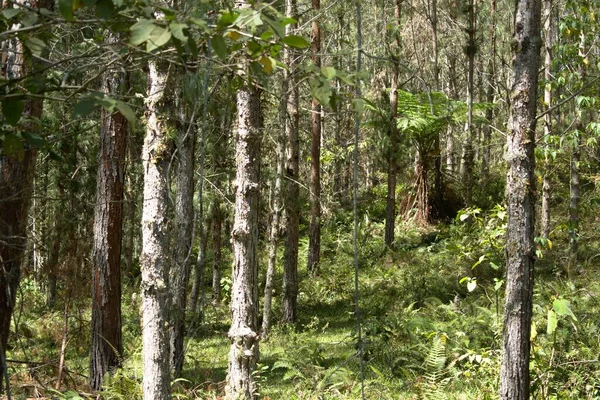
[1,0,600,398]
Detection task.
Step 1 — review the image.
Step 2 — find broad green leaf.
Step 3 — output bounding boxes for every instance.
[59,0,74,21]
[189,17,209,32]
[25,37,47,57]
[2,8,22,19]
[146,26,171,52]
[547,309,557,334]
[22,132,46,147]
[553,298,577,320]
[73,97,99,117]
[170,22,188,43]
[310,79,332,107]
[2,134,25,159]
[95,0,114,19]
[282,35,310,49]
[115,101,136,126]
[130,19,156,46]
[2,99,24,125]
[321,66,336,80]
[212,34,227,59]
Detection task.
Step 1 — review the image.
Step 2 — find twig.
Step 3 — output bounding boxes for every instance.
[55,295,71,390]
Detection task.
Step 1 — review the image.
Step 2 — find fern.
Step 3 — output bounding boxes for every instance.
[419,334,450,400]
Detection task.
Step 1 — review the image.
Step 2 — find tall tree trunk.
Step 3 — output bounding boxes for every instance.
[90,64,127,390]
[212,201,222,302]
[282,0,300,325]
[385,0,401,247]
[226,3,262,392]
[463,0,476,206]
[540,0,552,239]
[140,59,172,400]
[307,0,322,273]
[169,99,196,377]
[226,86,261,400]
[481,0,496,182]
[0,0,49,389]
[499,0,542,398]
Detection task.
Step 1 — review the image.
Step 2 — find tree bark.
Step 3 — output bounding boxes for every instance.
[212,201,222,303]
[499,0,542,398]
[385,0,401,247]
[540,0,552,239]
[90,64,127,391]
[169,98,196,377]
[462,0,476,206]
[282,0,300,325]
[0,0,49,389]
[140,59,172,400]
[481,0,496,182]
[307,0,322,273]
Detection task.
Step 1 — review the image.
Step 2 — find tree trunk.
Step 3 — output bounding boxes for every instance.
[385,0,401,247]
[307,0,322,274]
[140,59,172,400]
[169,100,196,377]
[0,0,48,388]
[212,201,222,303]
[540,0,552,239]
[90,65,127,390]
[226,29,262,396]
[463,0,476,206]
[282,0,300,325]
[481,0,496,182]
[499,0,542,398]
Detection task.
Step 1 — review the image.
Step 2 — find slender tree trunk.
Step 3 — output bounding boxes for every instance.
[226,5,262,391]
[212,201,222,302]
[140,59,172,400]
[307,0,322,273]
[90,64,127,390]
[0,0,49,388]
[499,0,542,398]
[169,100,196,377]
[446,54,457,173]
[385,0,401,247]
[463,0,476,206]
[481,0,496,181]
[226,86,261,400]
[569,135,580,269]
[282,0,300,324]
[540,0,552,239]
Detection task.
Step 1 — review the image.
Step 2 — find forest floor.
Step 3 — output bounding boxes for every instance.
[5,207,600,399]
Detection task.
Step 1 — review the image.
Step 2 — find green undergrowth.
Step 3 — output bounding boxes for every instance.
[6,203,600,399]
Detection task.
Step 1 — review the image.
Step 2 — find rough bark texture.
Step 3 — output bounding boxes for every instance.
[212,202,222,302]
[0,0,47,389]
[225,79,261,399]
[540,0,552,239]
[462,0,476,206]
[140,60,172,400]
[481,0,496,181]
[282,0,300,325]
[499,0,542,398]
[90,67,127,391]
[307,0,322,273]
[262,38,288,336]
[169,102,196,377]
[385,0,401,247]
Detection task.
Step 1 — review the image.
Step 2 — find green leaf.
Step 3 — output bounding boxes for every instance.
[169,22,188,43]
[95,0,114,19]
[130,19,156,46]
[2,99,24,125]
[2,8,22,19]
[212,34,227,59]
[115,101,136,126]
[21,132,46,148]
[282,35,310,49]
[321,66,336,80]
[2,134,24,159]
[59,0,74,21]
[24,37,47,57]
[146,26,171,52]
[189,17,209,32]
[553,298,577,320]
[547,309,557,334]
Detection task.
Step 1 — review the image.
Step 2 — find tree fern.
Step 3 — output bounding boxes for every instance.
[420,334,450,400]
